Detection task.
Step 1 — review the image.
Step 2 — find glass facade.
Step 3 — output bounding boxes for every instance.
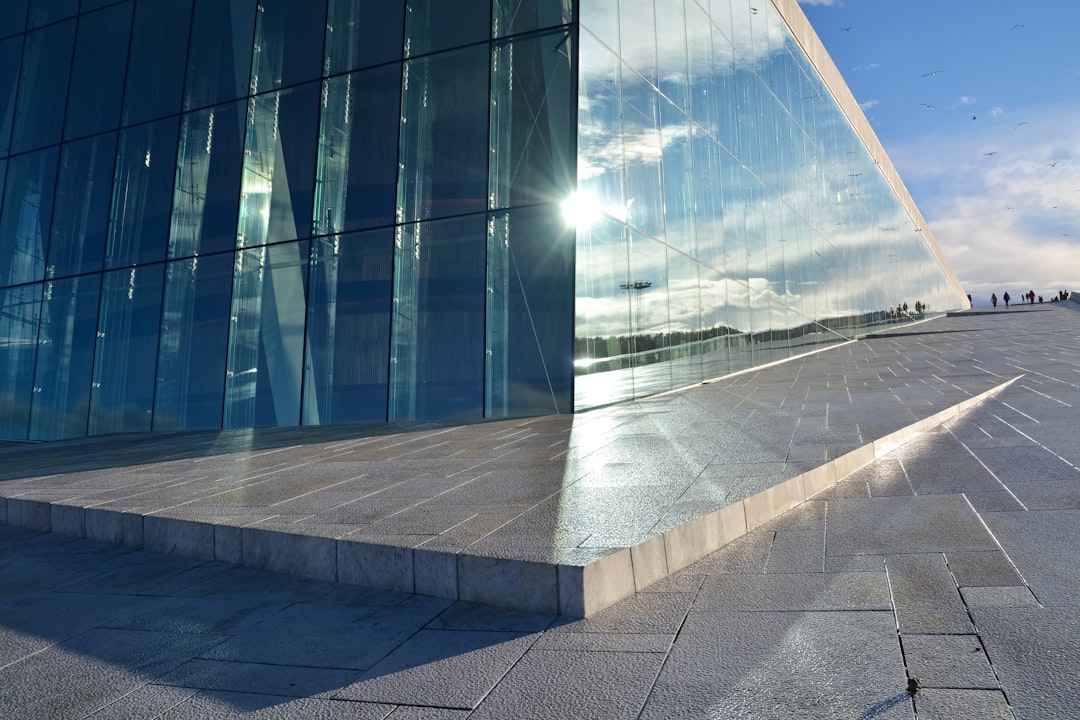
[0,0,966,441]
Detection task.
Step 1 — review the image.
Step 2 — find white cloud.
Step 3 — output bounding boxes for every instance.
[957,96,976,106]
[859,99,879,111]
[889,102,1080,301]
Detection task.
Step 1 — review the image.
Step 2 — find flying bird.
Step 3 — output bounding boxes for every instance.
[922,70,944,77]
[841,26,854,32]
[1049,160,1060,167]
[1011,24,1025,30]
[983,151,999,157]
[920,103,936,109]
[1014,122,1029,129]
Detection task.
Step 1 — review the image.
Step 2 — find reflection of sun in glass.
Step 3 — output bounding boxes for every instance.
[561,191,601,229]
[561,191,630,229]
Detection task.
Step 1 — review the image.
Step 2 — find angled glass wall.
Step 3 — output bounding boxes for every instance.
[571,0,967,409]
[0,0,964,441]
[0,0,578,440]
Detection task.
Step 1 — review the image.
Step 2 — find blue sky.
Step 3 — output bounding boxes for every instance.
[799,0,1080,305]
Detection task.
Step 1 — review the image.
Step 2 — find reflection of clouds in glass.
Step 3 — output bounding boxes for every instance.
[574,0,966,355]
[579,90,688,183]
[581,0,790,86]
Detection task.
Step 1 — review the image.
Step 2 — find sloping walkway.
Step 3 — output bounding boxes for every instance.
[2,303,1080,717]
[1,304,1075,618]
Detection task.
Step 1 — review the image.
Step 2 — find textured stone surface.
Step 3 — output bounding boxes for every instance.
[913,689,1014,720]
[901,634,998,688]
[3,307,1080,717]
[334,629,537,708]
[640,610,911,720]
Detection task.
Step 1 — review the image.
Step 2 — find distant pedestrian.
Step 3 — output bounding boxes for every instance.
[1003,291,1011,308]
[991,293,998,308]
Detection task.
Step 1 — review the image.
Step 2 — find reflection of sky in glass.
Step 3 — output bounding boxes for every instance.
[575,0,967,409]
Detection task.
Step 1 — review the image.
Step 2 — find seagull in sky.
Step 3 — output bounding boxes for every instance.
[920,103,936,109]
[1049,160,1060,167]
[983,151,999,157]
[922,70,944,78]
[841,26,854,32]
[1014,122,1029,129]
[1011,24,1026,30]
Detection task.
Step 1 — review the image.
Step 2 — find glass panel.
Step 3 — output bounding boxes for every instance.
[576,32,625,224]
[250,0,325,94]
[313,65,401,236]
[403,0,489,57]
[489,30,575,210]
[667,249,702,390]
[620,0,657,88]
[691,124,721,268]
[729,0,754,61]
[169,100,246,259]
[574,216,631,411]
[621,64,663,238]
[304,231,393,424]
[47,132,117,279]
[223,240,309,428]
[699,264,733,379]
[121,0,193,127]
[0,1,27,39]
[154,253,232,431]
[627,229,669,398]
[655,0,688,111]
[719,146,749,328]
[324,0,404,75]
[713,23,738,154]
[0,146,57,286]
[10,20,75,154]
[29,273,100,441]
[486,206,574,417]
[89,264,164,435]
[64,3,132,140]
[0,35,22,156]
[237,82,319,249]
[183,0,256,112]
[659,97,693,256]
[26,0,77,29]
[389,215,484,422]
[685,0,715,136]
[397,45,489,222]
[0,283,40,439]
[493,0,573,38]
[580,0,617,52]
[107,117,180,268]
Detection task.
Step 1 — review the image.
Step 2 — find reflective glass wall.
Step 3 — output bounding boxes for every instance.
[0,0,576,440]
[0,0,966,441]
[572,0,967,409]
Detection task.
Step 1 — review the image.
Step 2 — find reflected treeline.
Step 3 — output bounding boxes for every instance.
[575,307,931,375]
